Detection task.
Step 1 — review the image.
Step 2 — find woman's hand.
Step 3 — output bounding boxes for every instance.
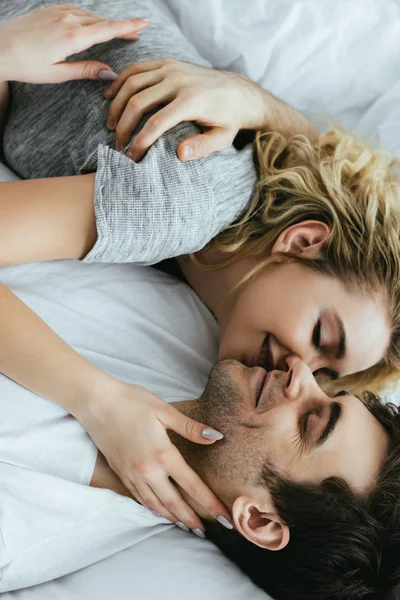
[103,59,268,161]
[0,4,150,84]
[78,380,233,535]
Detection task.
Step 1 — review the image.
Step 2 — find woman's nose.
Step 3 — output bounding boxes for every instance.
[285,351,326,376]
[275,341,324,374]
[284,353,322,372]
[284,355,300,371]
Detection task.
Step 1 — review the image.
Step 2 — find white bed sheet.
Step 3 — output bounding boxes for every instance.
[162,0,400,151]
[0,256,267,600]
[2,0,400,598]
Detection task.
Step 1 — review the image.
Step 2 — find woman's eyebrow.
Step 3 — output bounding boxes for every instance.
[333,311,346,359]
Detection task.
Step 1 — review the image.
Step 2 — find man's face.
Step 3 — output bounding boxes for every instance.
[177,359,389,501]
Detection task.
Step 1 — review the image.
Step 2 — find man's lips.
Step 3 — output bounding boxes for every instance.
[249,367,267,407]
[249,366,289,410]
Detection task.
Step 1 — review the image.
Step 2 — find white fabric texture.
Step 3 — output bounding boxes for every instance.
[2,0,400,599]
[0,463,173,591]
[161,0,400,145]
[0,260,268,599]
[0,261,217,487]
[0,260,268,598]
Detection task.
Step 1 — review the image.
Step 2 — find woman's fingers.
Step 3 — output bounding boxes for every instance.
[69,17,150,55]
[0,6,149,85]
[106,71,163,131]
[115,83,175,153]
[60,7,147,37]
[48,60,118,83]
[132,481,179,523]
[56,4,95,14]
[118,473,147,506]
[140,475,206,531]
[168,447,233,529]
[161,404,223,445]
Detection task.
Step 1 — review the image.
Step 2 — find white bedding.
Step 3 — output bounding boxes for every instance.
[2,0,400,598]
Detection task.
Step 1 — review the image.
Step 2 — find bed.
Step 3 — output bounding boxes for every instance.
[1,0,400,598]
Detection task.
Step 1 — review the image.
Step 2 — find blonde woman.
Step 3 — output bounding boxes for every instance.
[1,1,400,537]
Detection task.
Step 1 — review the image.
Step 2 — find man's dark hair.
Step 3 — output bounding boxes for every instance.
[204,393,400,600]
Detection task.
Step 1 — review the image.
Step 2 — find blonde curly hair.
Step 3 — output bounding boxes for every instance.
[194,129,400,394]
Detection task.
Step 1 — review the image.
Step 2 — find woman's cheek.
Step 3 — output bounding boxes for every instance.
[276,312,313,353]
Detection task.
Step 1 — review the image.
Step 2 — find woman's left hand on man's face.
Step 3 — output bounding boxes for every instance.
[0,4,150,84]
[104,59,266,161]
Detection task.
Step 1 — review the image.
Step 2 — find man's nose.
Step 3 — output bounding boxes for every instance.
[284,356,324,401]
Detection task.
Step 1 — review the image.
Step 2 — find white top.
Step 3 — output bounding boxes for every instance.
[0,260,219,592]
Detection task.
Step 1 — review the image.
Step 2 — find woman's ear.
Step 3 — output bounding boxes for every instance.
[271,220,330,259]
[232,495,290,551]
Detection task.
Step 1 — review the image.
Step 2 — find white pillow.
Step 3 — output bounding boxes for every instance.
[162,0,400,132]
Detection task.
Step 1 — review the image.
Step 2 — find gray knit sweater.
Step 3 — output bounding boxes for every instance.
[2,0,257,264]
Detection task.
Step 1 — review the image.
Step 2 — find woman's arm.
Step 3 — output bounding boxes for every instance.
[0,281,115,413]
[0,174,97,264]
[0,279,231,531]
[0,5,150,264]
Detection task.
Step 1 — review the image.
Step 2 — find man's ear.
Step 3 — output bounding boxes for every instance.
[232,495,290,551]
[271,220,330,259]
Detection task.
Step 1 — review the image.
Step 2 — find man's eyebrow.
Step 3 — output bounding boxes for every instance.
[333,312,346,360]
[318,402,342,445]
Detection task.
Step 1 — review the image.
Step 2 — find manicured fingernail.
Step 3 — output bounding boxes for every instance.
[107,116,115,130]
[217,515,234,530]
[202,427,223,441]
[192,528,206,539]
[182,145,193,160]
[176,521,190,532]
[115,140,122,152]
[103,87,113,98]
[139,17,151,22]
[127,151,135,161]
[98,69,118,81]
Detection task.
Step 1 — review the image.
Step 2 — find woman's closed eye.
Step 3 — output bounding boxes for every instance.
[312,317,339,380]
[314,367,339,380]
[312,318,322,350]
[312,317,333,352]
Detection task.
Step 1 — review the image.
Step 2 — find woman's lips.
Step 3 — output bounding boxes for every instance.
[247,335,277,407]
[257,333,274,371]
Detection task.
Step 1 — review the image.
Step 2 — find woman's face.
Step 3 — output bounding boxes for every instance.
[218,262,390,381]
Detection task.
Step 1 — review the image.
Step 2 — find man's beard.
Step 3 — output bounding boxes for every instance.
[197,360,243,425]
[172,360,265,488]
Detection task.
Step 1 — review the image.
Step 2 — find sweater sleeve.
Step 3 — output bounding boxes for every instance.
[3,0,258,265]
[81,121,256,265]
